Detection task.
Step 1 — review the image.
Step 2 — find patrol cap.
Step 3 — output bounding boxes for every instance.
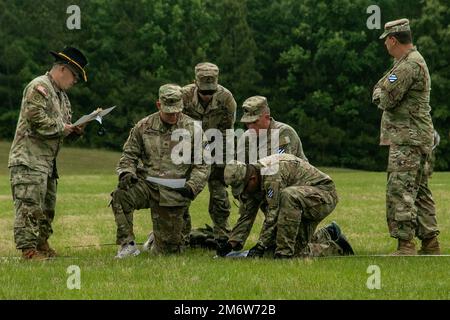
[159,84,183,113]
[224,160,248,197]
[240,96,269,123]
[379,18,410,39]
[195,62,219,91]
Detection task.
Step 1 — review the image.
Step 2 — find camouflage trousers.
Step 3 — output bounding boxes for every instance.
[275,185,339,257]
[207,165,231,240]
[111,179,188,254]
[386,145,439,240]
[10,165,56,250]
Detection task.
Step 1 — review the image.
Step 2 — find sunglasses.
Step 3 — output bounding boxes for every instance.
[198,90,216,96]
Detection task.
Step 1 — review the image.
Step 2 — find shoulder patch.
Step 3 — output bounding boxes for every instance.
[35,85,48,97]
[388,74,398,83]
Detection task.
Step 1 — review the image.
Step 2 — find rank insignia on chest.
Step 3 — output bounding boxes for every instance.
[267,188,274,198]
[388,74,398,83]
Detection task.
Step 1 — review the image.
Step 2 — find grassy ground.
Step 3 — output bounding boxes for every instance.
[0,141,449,299]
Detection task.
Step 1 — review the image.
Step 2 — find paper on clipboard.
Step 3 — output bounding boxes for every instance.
[73,106,116,126]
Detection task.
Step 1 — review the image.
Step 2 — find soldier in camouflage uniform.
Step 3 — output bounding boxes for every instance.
[220,96,309,253]
[220,154,354,259]
[180,62,237,245]
[373,19,440,255]
[112,84,209,258]
[8,47,88,260]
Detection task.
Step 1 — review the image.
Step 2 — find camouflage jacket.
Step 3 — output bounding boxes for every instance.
[8,73,72,175]
[117,112,210,206]
[241,118,308,162]
[255,154,336,248]
[181,83,236,133]
[373,48,434,152]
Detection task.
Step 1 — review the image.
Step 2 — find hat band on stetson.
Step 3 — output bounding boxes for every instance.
[58,52,87,81]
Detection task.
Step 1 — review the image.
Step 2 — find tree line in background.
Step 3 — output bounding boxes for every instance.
[1,0,449,170]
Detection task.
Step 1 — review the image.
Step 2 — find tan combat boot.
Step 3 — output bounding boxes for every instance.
[37,240,57,257]
[391,239,416,256]
[418,237,441,255]
[22,248,48,261]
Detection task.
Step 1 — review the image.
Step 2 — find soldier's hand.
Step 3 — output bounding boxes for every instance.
[72,123,87,136]
[216,241,232,257]
[247,243,265,258]
[63,124,74,137]
[118,172,138,190]
[174,186,194,200]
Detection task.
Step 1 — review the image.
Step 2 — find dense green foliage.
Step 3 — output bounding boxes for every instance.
[1,0,449,170]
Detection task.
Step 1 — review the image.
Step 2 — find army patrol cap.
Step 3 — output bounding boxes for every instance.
[224,161,248,197]
[195,62,219,91]
[379,18,410,39]
[159,84,184,113]
[240,96,269,123]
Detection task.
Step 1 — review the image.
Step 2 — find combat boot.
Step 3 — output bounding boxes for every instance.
[391,239,416,256]
[418,237,440,255]
[37,240,57,257]
[22,249,48,261]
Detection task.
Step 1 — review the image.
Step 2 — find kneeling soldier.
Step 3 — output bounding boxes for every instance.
[221,154,354,259]
[111,84,209,258]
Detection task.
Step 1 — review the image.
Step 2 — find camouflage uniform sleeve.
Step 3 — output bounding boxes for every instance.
[257,207,278,249]
[378,61,418,110]
[116,124,143,176]
[256,182,280,249]
[229,193,264,247]
[223,92,237,129]
[279,127,308,162]
[185,122,211,196]
[23,86,65,137]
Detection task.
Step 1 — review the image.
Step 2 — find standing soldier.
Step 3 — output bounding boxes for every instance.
[8,47,88,260]
[181,62,237,247]
[112,84,209,258]
[220,154,353,259]
[372,19,440,255]
[216,96,309,254]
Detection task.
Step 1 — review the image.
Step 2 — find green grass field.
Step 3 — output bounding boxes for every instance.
[0,141,449,300]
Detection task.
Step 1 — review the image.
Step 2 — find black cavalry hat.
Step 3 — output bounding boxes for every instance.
[50,46,88,82]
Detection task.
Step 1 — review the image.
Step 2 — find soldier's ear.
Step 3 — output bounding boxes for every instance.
[156,100,161,110]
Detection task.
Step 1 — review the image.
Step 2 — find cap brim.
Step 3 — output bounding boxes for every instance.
[197,82,218,91]
[240,114,260,123]
[50,51,87,82]
[161,102,183,113]
[379,30,390,39]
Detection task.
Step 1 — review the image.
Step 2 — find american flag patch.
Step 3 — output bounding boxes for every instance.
[388,74,398,83]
